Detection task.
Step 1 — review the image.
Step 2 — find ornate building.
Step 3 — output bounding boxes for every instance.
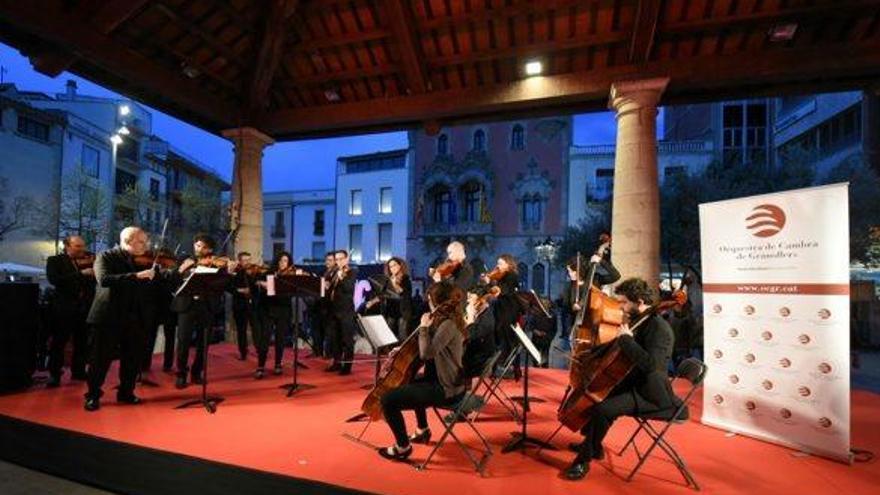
[407,118,572,295]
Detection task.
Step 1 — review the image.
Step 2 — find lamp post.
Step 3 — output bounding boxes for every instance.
[534,236,558,297]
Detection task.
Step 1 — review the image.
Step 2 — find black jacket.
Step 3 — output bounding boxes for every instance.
[493,271,521,325]
[46,253,95,312]
[448,263,474,291]
[617,314,679,410]
[86,247,155,325]
[463,307,496,378]
[330,267,357,316]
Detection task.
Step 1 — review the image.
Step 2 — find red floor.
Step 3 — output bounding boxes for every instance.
[1,343,878,495]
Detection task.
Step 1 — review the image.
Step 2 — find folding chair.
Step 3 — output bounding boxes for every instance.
[471,347,522,423]
[617,357,707,490]
[417,351,501,476]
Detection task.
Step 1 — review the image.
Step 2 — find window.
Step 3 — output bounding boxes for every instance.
[521,195,542,229]
[349,224,363,262]
[312,241,326,260]
[149,178,160,201]
[472,129,485,152]
[272,242,285,261]
[81,144,100,178]
[379,187,392,214]
[517,263,529,290]
[532,263,546,295]
[378,223,393,261]
[592,168,614,200]
[437,134,448,155]
[313,209,325,236]
[462,183,481,222]
[17,116,49,141]
[350,189,363,216]
[272,210,285,238]
[511,124,525,150]
[431,188,452,224]
[115,169,137,194]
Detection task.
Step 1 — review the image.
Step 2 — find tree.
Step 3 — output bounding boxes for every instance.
[555,202,611,267]
[170,180,229,255]
[822,155,880,267]
[31,168,112,251]
[0,177,34,243]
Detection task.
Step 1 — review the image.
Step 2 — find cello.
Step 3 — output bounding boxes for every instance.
[557,290,687,431]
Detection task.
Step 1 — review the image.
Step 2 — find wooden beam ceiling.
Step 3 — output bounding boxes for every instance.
[629,0,662,63]
[245,0,298,117]
[382,0,428,94]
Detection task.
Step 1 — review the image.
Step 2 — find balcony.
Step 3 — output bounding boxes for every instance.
[422,221,493,237]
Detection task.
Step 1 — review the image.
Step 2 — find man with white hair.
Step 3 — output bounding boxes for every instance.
[429,240,474,291]
[84,227,158,412]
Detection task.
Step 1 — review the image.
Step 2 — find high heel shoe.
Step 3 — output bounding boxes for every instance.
[377,444,413,461]
[409,428,432,444]
[254,368,265,379]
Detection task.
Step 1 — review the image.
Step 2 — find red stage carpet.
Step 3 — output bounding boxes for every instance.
[0,343,877,495]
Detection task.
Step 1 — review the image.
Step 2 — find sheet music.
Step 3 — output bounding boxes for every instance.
[511,323,543,365]
[194,266,219,274]
[266,274,276,296]
[529,289,552,318]
[358,315,398,349]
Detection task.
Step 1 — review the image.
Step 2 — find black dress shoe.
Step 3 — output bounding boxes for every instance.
[377,445,413,461]
[563,460,590,481]
[117,394,142,405]
[409,429,432,444]
[325,362,341,372]
[46,376,61,388]
[254,368,265,380]
[84,397,100,412]
[273,365,283,375]
[567,442,604,460]
[175,376,187,389]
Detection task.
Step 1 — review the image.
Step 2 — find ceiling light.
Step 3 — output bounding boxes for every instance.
[181,62,200,79]
[768,23,798,42]
[324,89,341,102]
[524,60,543,76]
[119,104,131,116]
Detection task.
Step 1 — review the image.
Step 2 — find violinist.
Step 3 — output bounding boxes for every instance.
[230,251,257,361]
[367,257,413,341]
[429,241,473,291]
[45,235,96,387]
[84,227,161,412]
[462,285,497,379]
[253,252,296,378]
[308,252,337,359]
[377,283,467,461]
[481,254,522,378]
[326,250,357,375]
[564,278,683,481]
[171,234,237,389]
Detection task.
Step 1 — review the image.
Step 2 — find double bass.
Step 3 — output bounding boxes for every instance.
[557,290,687,431]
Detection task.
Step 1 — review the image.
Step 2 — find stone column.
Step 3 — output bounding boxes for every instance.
[222,127,274,262]
[608,77,669,290]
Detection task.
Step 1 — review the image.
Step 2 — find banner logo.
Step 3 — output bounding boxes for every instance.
[746,204,786,237]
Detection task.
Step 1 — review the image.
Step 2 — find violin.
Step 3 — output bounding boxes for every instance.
[484,266,505,282]
[133,249,177,270]
[196,255,231,268]
[470,286,500,320]
[72,252,96,269]
[244,263,272,277]
[429,259,460,280]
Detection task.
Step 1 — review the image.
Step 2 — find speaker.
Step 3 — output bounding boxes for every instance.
[0,282,39,391]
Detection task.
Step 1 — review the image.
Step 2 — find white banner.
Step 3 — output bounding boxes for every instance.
[699,183,851,463]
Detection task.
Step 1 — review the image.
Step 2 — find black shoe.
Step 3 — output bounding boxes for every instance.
[409,428,432,444]
[563,460,590,481]
[254,368,265,380]
[117,394,142,405]
[325,362,341,372]
[47,375,61,388]
[273,365,283,375]
[567,442,604,460]
[84,397,100,412]
[175,375,187,389]
[377,445,413,461]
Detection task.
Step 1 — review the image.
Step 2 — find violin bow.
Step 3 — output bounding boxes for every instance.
[151,217,169,270]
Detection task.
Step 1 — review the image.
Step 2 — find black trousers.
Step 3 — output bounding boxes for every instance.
[256,304,290,368]
[175,302,213,378]
[576,389,662,462]
[143,314,177,371]
[86,319,145,400]
[48,306,89,379]
[328,312,356,369]
[381,379,460,447]
[232,303,251,358]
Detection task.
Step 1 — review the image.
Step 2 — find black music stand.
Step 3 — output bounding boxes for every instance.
[275,274,322,397]
[174,271,231,414]
[345,314,399,422]
[509,290,551,411]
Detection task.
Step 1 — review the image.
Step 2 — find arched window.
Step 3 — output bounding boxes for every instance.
[429,185,452,224]
[437,134,448,155]
[461,181,482,222]
[532,263,546,295]
[521,194,543,229]
[517,262,529,290]
[511,124,525,150]
[472,129,485,152]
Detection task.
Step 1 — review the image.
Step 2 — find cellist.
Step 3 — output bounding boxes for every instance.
[564,278,684,481]
[376,282,467,461]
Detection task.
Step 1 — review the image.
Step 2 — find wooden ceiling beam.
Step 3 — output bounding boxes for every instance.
[290,28,390,53]
[0,1,237,128]
[629,0,663,63]
[260,39,880,139]
[153,2,245,67]
[282,63,399,86]
[246,0,298,117]
[382,0,428,94]
[417,0,594,32]
[28,0,149,77]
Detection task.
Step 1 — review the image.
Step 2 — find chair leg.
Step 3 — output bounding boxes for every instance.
[617,418,645,456]
[626,420,700,490]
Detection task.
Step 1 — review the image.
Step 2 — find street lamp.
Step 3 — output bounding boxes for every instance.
[534,236,559,297]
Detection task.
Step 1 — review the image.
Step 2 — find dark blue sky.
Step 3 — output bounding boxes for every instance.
[1,42,646,190]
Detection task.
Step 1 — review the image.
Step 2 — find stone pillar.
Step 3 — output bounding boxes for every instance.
[608,77,669,290]
[222,127,274,262]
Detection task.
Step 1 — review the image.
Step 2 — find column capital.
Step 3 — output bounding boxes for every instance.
[608,77,670,112]
[221,127,275,148]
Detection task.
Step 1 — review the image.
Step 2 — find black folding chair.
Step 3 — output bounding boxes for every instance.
[471,347,522,424]
[617,357,707,490]
[417,351,501,476]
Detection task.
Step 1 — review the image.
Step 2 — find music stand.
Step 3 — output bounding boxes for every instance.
[510,290,551,410]
[345,314,398,422]
[274,274,322,397]
[502,322,556,453]
[174,270,231,414]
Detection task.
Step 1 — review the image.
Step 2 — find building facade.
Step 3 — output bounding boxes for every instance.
[407,118,572,295]
[335,149,410,265]
[262,189,335,264]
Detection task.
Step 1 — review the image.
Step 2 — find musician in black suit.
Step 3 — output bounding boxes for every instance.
[230,251,256,361]
[430,241,474,291]
[84,227,159,411]
[365,257,413,341]
[308,252,336,358]
[45,235,96,386]
[481,254,522,378]
[564,278,684,481]
[560,236,620,341]
[254,252,296,378]
[171,234,237,389]
[325,250,357,375]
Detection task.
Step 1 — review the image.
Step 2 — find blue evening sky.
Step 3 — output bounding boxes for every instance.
[1,42,657,191]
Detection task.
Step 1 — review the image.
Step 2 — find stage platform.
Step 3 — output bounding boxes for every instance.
[0,343,877,495]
